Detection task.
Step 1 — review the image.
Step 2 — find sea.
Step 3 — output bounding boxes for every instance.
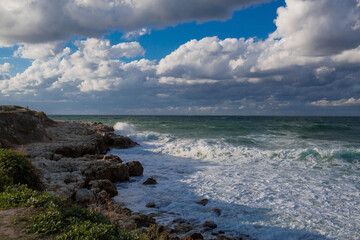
[50,115,360,240]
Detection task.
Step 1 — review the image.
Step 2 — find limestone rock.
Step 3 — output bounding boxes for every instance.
[143,177,157,185]
[203,221,217,229]
[75,188,95,204]
[126,161,144,176]
[89,179,118,197]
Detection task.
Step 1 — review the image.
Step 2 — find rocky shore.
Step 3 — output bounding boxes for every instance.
[0,106,252,240]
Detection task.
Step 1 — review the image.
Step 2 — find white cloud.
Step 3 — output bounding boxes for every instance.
[0,38,154,94]
[122,28,151,40]
[14,41,66,60]
[0,62,12,72]
[0,0,269,46]
[332,45,360,64]
[311,98,360,107]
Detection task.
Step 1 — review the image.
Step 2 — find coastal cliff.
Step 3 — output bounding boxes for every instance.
[0,105,138,200]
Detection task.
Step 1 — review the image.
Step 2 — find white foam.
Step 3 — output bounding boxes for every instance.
[112,123,360,240]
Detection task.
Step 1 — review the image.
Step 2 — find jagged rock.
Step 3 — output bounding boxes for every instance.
[0,105,55,148]
[102,154,123,163]
[83,162,129,183]
[172,224,193,233]
[212,208,222,216]
[75,188,95,204]
[110,135,138,149]
[146,202,156,208]
[187,232,204,239]
[143,177,157,185]
[88,179,118,197]
[196,199,209,206]
[126,161,144,176]
[203,221,217,229]
[130,213,156,228]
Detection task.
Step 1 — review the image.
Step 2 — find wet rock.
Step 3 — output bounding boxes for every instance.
[196,198,209,206]
[75,188,95,204]
[203,221,217,229]
[172,223,193,233]
[110,135,138,149]
[187,232,204,239]
[143,177,157,185]
[212,208,222,216]
[126,161,144,176]
[146,202,156,208]
[89,179,118,197]
[102,154,123,163]
[130,213,156,228]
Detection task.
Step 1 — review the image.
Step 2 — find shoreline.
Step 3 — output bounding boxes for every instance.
[0,105,250,240]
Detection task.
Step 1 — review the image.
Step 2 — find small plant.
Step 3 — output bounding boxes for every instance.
[0,148,41,191]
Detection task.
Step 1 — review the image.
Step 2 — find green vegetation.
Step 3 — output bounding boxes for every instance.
[0,148,40,191]
[0,149,140,240]
[0,184,139,239]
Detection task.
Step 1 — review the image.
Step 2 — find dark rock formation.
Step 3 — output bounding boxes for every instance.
[196,198,209,206]
[0,105,55,148]
[143,177,157,185]
[126,161,144,176]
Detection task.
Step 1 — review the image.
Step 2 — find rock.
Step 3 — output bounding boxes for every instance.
[212,208,222,216]
[84,162,129,182]
[203,221,217,229]
[110,135,138,148]
[130,213,156,228]
[146,202,156,208]
[196,198,209,206]
[126,161,144,176]
[172,224,193,233]
[75,189,95,204]
[52,153,62,161]
[0,105,55,147]
[89,179,118,197]
[187,232,204,239]
[143,177,157,185]
[110,163,129,182]
[102,154,123,163]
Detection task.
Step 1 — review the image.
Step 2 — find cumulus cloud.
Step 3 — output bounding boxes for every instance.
[14,41,66,60]
[0,62,12,72]
[0,38,153,94]
[311,98,360,107]
[0,0,269,46]
[1,0,360,115]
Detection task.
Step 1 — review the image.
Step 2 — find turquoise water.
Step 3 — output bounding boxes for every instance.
[50,116,360,240]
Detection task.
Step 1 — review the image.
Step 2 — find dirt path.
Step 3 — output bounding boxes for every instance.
[0,208,28,240]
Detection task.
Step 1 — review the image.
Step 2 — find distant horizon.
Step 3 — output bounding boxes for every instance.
[1,0,359,115]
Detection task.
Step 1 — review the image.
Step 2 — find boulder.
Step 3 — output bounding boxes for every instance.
[146,202,156,208]
[143,177,157,185]
[203,221,217,229]
[187,232,204,240]
[126,161,144,176]
[212,208,222,216]
[130,213,156,228]
[89,179,118,197]
[75,188,95,204]
[196,199,209,206]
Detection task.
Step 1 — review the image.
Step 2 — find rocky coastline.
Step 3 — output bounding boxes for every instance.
[0,106,252,240]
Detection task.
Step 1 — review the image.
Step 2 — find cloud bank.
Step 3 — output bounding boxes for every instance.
[0,0,268,46]
[1,0,360,115]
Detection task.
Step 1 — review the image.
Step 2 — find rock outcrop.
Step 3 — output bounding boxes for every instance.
[0,105,138,199]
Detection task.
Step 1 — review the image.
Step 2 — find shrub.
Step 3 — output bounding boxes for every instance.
[0,148,40,190]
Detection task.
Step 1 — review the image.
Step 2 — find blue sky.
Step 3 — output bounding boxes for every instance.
[0,0,359,115]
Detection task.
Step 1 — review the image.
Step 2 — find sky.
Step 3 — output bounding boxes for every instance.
[0,0,360,115]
